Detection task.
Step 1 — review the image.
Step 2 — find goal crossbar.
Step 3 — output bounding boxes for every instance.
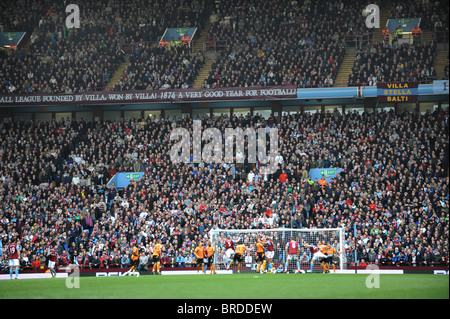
[209,228,345,273]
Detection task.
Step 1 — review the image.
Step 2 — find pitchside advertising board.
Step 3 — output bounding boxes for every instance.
[377,82,419,102]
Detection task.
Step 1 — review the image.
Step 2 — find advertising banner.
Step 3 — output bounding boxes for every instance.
[0,86,297,106]
[377,82,418,102]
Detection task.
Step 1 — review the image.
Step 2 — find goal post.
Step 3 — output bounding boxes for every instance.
[209,228,346,273]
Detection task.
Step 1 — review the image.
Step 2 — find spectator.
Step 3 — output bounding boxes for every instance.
[138,251,149,271]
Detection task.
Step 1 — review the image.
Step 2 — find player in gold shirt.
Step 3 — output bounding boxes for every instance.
[319,243,329,273]
[256,237,267,273]
[206,241,217,274]
[194,240,206,273]
[152,239,163,275]
[122,244,140,276]
[227,241,249,273]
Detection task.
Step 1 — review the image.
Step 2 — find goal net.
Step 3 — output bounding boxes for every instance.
[209,228,345,273]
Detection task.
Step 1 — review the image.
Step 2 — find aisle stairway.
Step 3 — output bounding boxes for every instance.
[334,47,356,87]
[104,60,129,91]
[421,30,434,45]
[193,56,215,88]
[191,20,211,55]
[434,48,449,81]
[191,18,216,89]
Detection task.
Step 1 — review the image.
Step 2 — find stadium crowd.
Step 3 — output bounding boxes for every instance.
[199,0,368,88]
[0,0,449,273]
[348,40,438,86]
[0,107,448,272]
[2,0,448,94]
[1,0,211,94]
[388,0,448,35]
[112,43,206,91]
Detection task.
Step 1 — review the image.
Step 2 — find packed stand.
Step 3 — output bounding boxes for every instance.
[112,42,206,91]
[0,108,448,272]
[347,0,449,86]
[348,40,438,86]
[388,0,448,35]
[199,0,372,89]
[0,0,211,95]
[0,0,47,34]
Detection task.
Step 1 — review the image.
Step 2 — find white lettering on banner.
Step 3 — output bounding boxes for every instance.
[0,87,298,105]
[109,94,124,100]
[160,91,176,99]
[0,96,13,103]
[260,88,296,96]
[186,91,204,98]
[84,94,106,101]
[134,92,157,100]
[15,95,42,103]
[42,95,73,102]
[225,90,244,97]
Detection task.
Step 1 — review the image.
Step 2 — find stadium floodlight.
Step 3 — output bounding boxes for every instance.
[210,227,345,273]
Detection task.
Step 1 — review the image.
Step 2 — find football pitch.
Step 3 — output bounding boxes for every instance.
[0,273,448,299]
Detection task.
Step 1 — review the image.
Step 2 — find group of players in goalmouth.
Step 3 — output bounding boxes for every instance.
[224,235,339,274]
[122,234,340,276]
[6,234,339,279]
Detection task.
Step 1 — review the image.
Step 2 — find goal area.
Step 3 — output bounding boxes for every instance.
[209,228,345,273]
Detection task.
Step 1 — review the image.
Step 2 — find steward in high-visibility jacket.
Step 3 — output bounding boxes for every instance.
[318,176,328,191]
[181,34,190,47]
[412,25,422,38]
[394,26,403,39]
[160,39,168,48]
[382,27,390,40]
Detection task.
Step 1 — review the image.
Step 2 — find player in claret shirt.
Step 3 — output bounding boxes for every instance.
[304,242,327,273]
[8,237,21,279]
[224,235,235,267]
[47,242,58,278]
[264,236,275,273]
[285,237,301,273]
[227,241,249,273]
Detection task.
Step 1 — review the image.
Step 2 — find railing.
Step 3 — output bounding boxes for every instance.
[204,39,228,52]
[435,30,449,45]
[348,76,438,87]
[344,33,373,47]
[122,40,154,54]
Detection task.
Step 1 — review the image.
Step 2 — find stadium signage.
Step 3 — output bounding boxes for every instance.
[319,168,336,177]
[0,86,297,106]
[96,272,122,277]
[125,173,141,180]
[377,82,418,102]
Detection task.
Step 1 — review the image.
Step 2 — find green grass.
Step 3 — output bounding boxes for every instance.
[0,273,448,299]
